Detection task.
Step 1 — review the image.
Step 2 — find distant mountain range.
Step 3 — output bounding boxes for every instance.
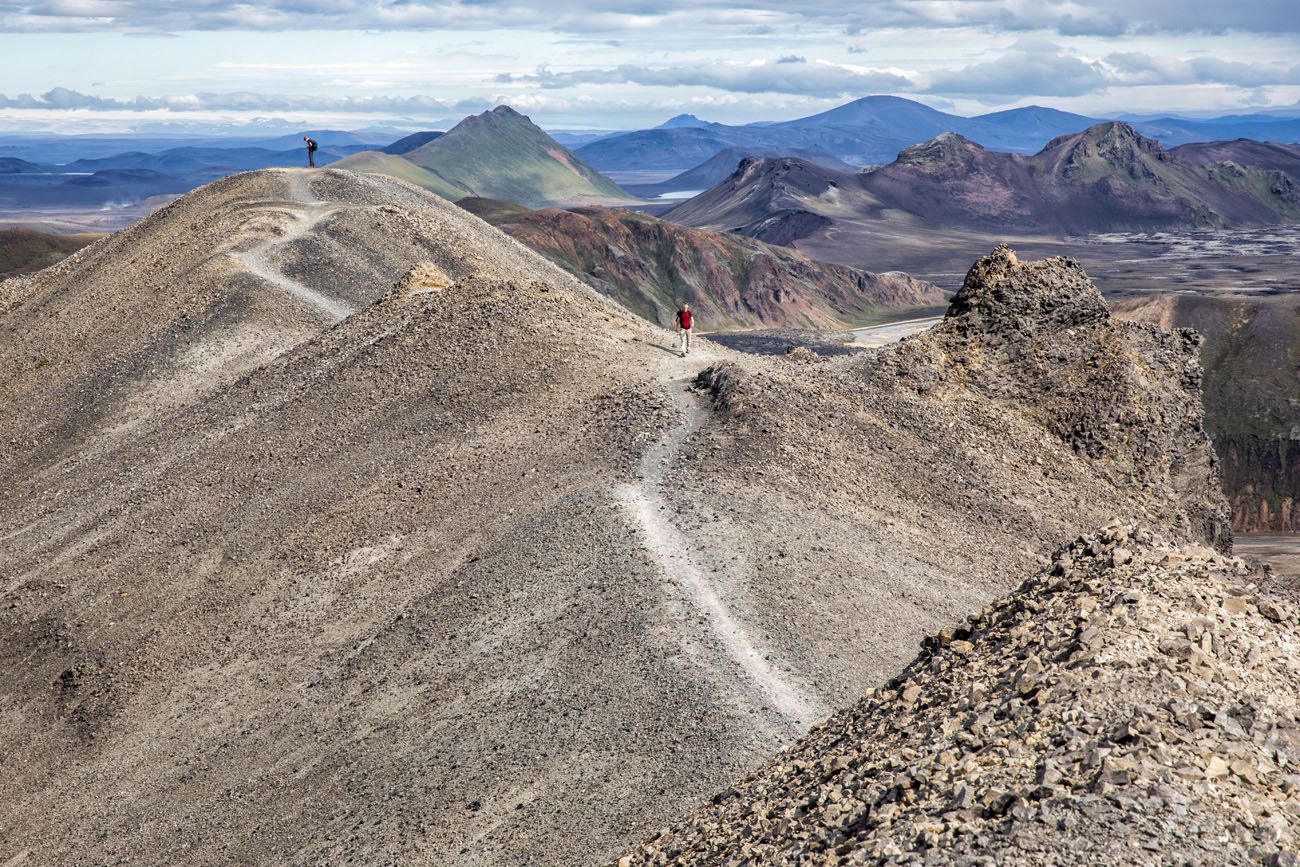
[666,123,1300,240]
[0,166,200,210]
[4,94,1300,224]
[574,96,1300,173]
[339,106,634,208]
[58,143,366,177]
[458,197,944,329]
[0,139,364,210]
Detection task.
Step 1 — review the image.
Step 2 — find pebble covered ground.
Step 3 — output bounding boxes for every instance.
[618,524,1300,865]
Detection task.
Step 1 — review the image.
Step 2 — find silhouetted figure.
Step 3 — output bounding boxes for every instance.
[304,136,318,168]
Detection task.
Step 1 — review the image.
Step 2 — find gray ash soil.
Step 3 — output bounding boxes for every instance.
[0,177,1237,866]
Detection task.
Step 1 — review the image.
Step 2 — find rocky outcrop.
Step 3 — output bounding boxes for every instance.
[874,246,1232,550]
[618,524,1300,865]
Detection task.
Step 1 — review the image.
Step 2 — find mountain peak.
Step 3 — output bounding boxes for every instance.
[1046,120,1165,160]
[394,103,632,208]
[893,131,986,167]
[950,244,1109,326]
[657,113,710,129]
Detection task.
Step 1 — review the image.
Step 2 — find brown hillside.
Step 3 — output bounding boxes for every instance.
[463,198,945,329]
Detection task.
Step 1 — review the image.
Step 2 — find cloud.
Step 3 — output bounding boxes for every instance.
[2,0,1298,35]
[839,0,1299,38]
[1105,53,1300,88]
[496,58,913,97]
[0,86,490,113]
[924,44,1112,98]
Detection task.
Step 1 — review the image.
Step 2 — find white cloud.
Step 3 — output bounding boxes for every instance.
[496,57,913,97]
[1,0,1298,35]
[0,86,490,112]
[924,43,1112,97]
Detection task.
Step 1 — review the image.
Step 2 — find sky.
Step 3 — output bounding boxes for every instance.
[1,1,1299,134]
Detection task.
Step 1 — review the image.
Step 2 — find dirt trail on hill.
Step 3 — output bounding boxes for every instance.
[620,346,824,731]
[0,178,1238,867]
[229,172,356,319]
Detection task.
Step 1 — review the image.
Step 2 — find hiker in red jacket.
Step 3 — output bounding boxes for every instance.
[675,302,694,356]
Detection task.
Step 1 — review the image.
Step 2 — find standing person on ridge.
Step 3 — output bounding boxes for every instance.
[303,136,318,168]
[675,302,694,357]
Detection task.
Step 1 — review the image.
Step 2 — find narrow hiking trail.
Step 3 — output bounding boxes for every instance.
[619,346,824,732]
[229,170,356,320]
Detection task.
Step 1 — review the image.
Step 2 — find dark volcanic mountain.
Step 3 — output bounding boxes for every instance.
[669,122,1300,240]
[576,126,744,172]
[460,197,945,328]
[1171,138,1300,185]
[663,156,880,245]
[625,146,854,198]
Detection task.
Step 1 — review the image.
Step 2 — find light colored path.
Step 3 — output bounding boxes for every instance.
[618,345,823,730]
[228,171,356,320]
[851,316,942,348]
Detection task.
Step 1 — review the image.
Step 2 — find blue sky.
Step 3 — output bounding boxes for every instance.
[1,1,1298,133]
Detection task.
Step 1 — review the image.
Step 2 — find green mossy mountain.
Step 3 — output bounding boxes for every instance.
[343,106,633,208]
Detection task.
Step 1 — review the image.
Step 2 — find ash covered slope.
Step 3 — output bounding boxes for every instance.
[0,167,575,479]
[1,206,1226,867]
[463,198,945,329]
[619,526,1300,866]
